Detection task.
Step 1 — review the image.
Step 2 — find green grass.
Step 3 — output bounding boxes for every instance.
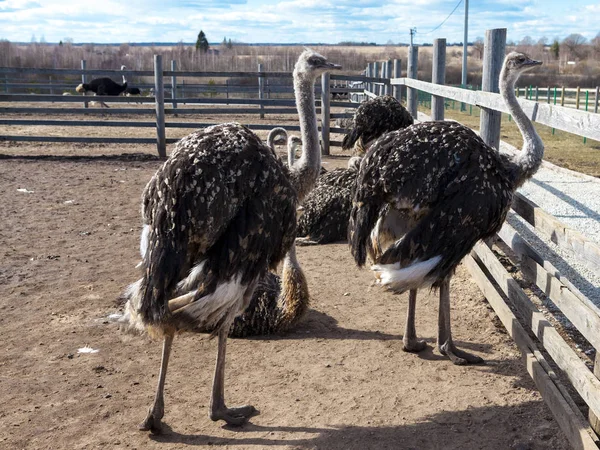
[419,102,600,178]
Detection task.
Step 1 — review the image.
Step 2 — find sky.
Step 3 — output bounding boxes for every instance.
[0,0,598,45]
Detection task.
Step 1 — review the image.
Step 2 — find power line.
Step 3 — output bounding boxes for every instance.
[420,0,463,35]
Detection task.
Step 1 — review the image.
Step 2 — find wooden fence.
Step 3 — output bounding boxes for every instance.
[0,58,387,156]
[358,29,599,449]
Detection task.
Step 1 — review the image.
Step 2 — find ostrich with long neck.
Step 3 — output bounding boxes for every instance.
[349,52,543,365]
[121,49,340,433]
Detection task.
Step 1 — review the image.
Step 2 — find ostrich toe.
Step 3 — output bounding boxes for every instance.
[210,405,258,426]
[439,341,484,365]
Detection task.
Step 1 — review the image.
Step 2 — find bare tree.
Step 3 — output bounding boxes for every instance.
[562,33,588,60]
[591,32,600,60]
[472,37,484,60]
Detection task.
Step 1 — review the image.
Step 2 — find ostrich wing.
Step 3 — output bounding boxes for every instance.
[349,121,514,281]
[139,123,297,326]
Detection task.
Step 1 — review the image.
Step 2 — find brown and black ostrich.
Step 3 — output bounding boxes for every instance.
[76,65,128,108]
[296,97,413,246]
[342,95,414,155]
[120,49,340,433]
[349,52,543,365]
[296,157,362,245]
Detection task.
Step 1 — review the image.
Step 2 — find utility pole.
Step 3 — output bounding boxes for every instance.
[461,0,469,87]
[410,27,417,47]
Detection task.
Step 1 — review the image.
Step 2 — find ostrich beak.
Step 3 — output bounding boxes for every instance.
[525,58,542,67]
[326,62,342,71]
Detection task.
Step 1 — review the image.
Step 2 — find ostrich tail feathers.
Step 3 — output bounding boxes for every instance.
[349,200,379,267]
[372,256,442,293]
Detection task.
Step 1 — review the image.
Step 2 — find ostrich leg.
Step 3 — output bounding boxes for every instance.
[139,332,174,434]
[437,278,483,365]
[209,328,257,425]
[402,289,427,352]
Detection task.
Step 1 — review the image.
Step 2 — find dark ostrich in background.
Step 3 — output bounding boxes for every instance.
[296,157,362,245]
[342,95,414,156]
[296,96,413,246]
[349,52,544,365]
[75,65,128,107]
[119,49,340,433]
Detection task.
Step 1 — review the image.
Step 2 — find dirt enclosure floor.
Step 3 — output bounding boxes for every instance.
[0,137,571,449]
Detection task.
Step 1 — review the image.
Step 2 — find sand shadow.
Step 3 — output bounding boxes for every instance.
[148,401,564,449]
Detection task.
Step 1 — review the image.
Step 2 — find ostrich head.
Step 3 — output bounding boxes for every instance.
[288,136,302,152]
[293,49,341,81]
[500,52,542,86]
[347,156,363,171]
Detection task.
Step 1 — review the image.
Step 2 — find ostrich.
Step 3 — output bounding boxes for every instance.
[349,52,543,365]
[76,65,128,108]
[295,97,413,246]
[120,49,340,432]
[124,87,142,96]
[342,95,414,156]
[223,242,309,337]
[296,156,362,245]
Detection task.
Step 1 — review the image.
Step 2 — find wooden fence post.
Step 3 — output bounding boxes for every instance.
[479,28,506,150]
[392,59,401,101]
[81,60,88,108]
[171,60,177,110]
[384,59,392,96]
[366,63,372,94]
[431,38,446,121]
[591,354,600,437]
[258,63,264,119]
[576,86,581,109]
[373,61,380,96]
[547,86,551,103]
[321,72,331,156]
[595,86,599,114]
[49,76,54,95]
[154,55,166,158]
[406,45,419,119]
[561,86,565,106]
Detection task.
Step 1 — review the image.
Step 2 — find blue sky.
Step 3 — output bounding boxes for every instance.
[0,0,598,45]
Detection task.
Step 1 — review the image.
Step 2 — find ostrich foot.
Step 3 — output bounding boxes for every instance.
[139,406,164,434]
[439,341,484,365]
[403,338,427,353]
[210,405,258,426]
[295,237,320,246]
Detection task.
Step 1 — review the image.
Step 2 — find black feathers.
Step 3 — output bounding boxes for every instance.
[76,77,128,96]
[349,121,515,281]
[342,96,414,154]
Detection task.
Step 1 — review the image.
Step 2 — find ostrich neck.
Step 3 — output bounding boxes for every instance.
[287,143,295,167]
[501,75,544,187]
[291,77,321,202]
[278,245,309,325]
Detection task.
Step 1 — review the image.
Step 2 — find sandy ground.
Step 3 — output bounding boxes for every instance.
[0,134,571,450]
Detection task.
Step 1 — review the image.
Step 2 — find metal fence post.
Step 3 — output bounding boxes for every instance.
[392,59,401,101]
[154,55,166,158]
[431,38,446,121]
[321,72,331,156]
[479,28,506,150]
[407,46,419,119]
[81,60,88,108]
[384,59,391,96]
[171,60,177,110]
[366,63,372,94]
[258,63,264,119]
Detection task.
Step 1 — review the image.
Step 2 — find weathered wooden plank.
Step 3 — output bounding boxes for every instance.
[431,38,446,121]
[520,255,600,351]
[391,78,600,141]
[154,55,166,158]
[0,135,156,144]
[0,67,155,76]
[321,72,331,155]
[0,119,156,127]
[164,108,299,115]
[472,241,600,420]
[591,353,600,437]
[392,59,401,101]
[480,28,506,150]
[512,193,600,273]
[465,254,600,450]
[0,94,154,103]
[0,107,156,115]
[406,46,419,119]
